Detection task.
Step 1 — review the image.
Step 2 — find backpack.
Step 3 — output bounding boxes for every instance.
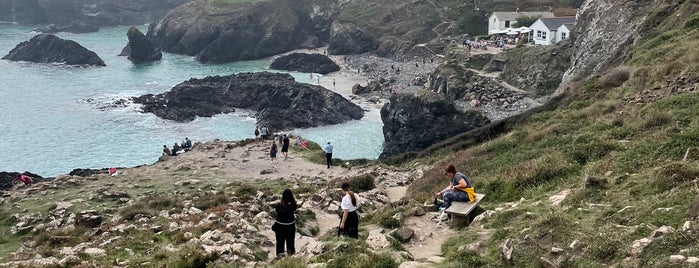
[255,129,259,135]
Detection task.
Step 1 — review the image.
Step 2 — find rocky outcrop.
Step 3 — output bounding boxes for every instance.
[380,92,490,158]
[133,72,363,131]
[2,0,188,27]
[34,23,99,34]
[270,53,339,74]
[328,21,379,55]
[559,0,646,91]
[2,34,105,66]
[121,27,162,64]
[147,0,339,63]
[498,42,573,97]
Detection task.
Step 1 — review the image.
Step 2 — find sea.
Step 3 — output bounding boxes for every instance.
[0,24,384,177]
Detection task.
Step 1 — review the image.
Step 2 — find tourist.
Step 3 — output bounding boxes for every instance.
[281,134,290,160]
[324,141,333,168]
[270,141,278,163]
[254,127,260,142]
[185,137,192,151]
[13,174,33,185]
[299,138,308,150]
[272,189,298,258]
[339,182,360,238]
[260,126,269,140]
[333,78,336,90]
[108,167,118,176]
[434,164,475,210]
[162,145,172,157]
[172,142,180,156]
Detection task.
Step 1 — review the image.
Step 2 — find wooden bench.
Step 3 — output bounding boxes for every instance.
[437,193,485,227]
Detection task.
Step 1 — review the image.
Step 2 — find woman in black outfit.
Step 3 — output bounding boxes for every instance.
[272,189,297,258]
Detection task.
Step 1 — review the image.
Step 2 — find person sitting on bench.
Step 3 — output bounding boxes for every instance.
[434,164,476,210]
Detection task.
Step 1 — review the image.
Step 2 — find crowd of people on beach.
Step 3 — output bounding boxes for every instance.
[162,137,193,157]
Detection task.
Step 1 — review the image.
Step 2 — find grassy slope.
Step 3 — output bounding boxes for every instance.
[404,1,699,267]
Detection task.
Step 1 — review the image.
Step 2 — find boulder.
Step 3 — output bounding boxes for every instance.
[122,27,162,64]
[392,228,415,243]
[270,53,339,74]
[132,72,363,131]
[380,92,490,158]
[0,171,44,190]
[2,34,105,66]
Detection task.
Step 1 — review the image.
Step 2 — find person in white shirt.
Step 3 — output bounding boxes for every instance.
[339,182,359,238]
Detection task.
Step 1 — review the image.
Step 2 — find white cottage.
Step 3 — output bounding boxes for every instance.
[488,11,554,35]
[529,17,576,45]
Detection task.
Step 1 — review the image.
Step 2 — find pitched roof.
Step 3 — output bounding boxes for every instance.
[539,17,577,30]
[490,11,554,21]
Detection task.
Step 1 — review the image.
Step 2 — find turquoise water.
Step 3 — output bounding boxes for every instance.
[0,25,383,177]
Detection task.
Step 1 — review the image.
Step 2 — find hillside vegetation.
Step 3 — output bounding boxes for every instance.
[401,0,699,266]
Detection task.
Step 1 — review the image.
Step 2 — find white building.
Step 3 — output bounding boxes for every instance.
[488,11,554,35]
[529,17,576,45]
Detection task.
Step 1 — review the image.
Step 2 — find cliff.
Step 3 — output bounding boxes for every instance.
[0,0,189,27]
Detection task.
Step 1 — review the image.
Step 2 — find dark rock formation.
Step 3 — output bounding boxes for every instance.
[133,72,363,131]
[327,21,379,55]
[352,81,383,95]
[34,23,99,34]
[2,0,189,27]
[147,0,339,63]
[2,34,106,66]
[121,27,162,64]
[380,92,490,158]
[270,53,339,74]
[0,172,45,190]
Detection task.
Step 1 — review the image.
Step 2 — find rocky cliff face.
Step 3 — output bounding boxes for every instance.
[0,0,189,27]
[380,92,490,158]
[2,34,105,66]
[558,0,647,90]
[270,53,339,74]
[499,41,573,97]
[147,0,338,63]
[133,72,363,131]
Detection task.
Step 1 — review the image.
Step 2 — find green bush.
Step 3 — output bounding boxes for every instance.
[194,191,230,211]
[272,256,307,268]
[347,174,376,193]
[235,184,258,202]
[685,13,699,29]
[377,215,401,229]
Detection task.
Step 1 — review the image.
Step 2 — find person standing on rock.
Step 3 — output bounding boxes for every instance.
[272,189,297,258]
[270,141,278,163]
[339,182,360,238]
[324,141,333,168]
[281,134,290,160]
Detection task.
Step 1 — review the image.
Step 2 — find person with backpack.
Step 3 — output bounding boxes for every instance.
[254,127,260,142]
[272,189,297,258]
[339,182,360,238]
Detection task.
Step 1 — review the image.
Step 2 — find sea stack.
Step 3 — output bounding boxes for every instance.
[121,27,162,64]
[2,34,105,66]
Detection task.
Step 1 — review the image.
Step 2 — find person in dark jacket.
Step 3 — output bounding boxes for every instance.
[272,189,297,258]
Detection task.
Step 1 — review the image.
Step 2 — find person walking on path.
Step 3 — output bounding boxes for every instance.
[270,141,278,163]
[254,128,260,142]
[281,134,290,160]
[339,182,360,238]
[324,141,333,168]
[272,189,298,258]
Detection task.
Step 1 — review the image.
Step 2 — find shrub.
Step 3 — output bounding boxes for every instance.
[119,195,180,220]
[596,66,631,89]
[347,174,376,193]
[651,162,699,192]
[272,256,307,268]
[685,13,699,29]
[194,191,230,211]
[640,110,674,129]
[235,184,257,202]
[377,215,401,229]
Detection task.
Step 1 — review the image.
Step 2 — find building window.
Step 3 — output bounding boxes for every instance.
[505,21,510,27]
[561,32,567,39]
[538,31,547,40]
